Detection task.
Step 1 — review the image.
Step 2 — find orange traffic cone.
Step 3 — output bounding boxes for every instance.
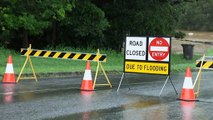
[80,61,94,91]
[2,55,16,83]
[179,67,195,101]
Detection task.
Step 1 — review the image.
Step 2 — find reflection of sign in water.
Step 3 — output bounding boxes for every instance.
[125,37,147,60]
[148,37,170,62]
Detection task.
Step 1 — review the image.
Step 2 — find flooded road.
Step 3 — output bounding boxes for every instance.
[172,31,213,54]
[0,71,213,120]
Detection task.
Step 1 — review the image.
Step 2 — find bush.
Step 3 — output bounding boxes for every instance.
[174,31,186,39]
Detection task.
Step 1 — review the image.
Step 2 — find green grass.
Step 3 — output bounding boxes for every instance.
[206,48,213,56]
[0,47,123,75]
[0,46,207,78]
[171,54,201,71]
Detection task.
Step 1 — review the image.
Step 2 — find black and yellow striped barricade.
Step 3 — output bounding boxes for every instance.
[20,48,107,62]
[196,56,213,69]
[17,44,112,89]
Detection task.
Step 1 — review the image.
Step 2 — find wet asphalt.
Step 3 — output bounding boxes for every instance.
[0,71,213,120]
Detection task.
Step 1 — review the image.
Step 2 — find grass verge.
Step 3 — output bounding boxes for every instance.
[0,46,204,78]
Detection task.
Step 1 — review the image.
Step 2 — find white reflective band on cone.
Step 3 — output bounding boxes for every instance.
[83,70,92,80]
[5,64,14,73]
[183,77,193,89]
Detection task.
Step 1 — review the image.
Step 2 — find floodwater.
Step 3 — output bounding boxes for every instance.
[0,72,213,120]
[183,30,213,41]
[172,31,213,54]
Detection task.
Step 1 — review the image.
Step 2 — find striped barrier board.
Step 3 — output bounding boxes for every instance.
[21,48,107,62]
[196,56,213,69]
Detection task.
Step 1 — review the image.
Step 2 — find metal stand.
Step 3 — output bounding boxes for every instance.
[117,73,130,92]
[117,73,178,96]
[93,49,112,89]
[17,44,38,83]
[159,76,178,96]
[193,54,205,97]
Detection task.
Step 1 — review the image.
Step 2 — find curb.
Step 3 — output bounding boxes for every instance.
[0,71,123,79]
[177,39,213,45]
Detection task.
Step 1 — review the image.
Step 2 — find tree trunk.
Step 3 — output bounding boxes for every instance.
[22,29,29,48]
[51,20,57,46]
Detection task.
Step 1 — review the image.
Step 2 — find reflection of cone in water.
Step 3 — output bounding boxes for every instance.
[2,55,16,83]
[2,84,15,104]
[81,61,94,91]
[81,91,94,96]
[81,91,94,101]
[81,91,93,120]
[179,67,195,101]
[82,112,90,120]
[80,91,94,107]
[181,101,195,120]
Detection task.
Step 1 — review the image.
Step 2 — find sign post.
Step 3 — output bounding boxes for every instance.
[117,36,178,96]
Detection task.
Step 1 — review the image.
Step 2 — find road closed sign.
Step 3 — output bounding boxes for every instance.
[124,36,171,75]
[125,37,147,60]
[148,37,170,62]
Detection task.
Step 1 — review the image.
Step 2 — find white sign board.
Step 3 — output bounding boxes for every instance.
[125,37,147,60]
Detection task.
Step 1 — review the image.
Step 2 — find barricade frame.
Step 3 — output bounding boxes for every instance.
[17,44,112,89]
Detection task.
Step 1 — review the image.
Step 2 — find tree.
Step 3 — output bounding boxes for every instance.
[38,0,75,46]
[0,0,184,50]
[94,0,180,50]
[178,0,213,31]
[0,0,75,47]
[59,0,109,48]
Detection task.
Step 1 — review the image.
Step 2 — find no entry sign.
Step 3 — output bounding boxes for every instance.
[148,37,170,62]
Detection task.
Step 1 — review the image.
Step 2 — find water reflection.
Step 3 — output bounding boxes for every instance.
[18,85,36,101]
[2,84,15,104]
[80,91,94,120]
[121,99,167,120]
[180,101,195,120]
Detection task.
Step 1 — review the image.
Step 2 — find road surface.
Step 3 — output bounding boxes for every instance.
[0,71,213,120]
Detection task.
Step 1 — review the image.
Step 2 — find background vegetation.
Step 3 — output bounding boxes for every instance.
[1,0,212,77]
[0,0,203,51]
[0,46,203,78]
[178,0,213,31]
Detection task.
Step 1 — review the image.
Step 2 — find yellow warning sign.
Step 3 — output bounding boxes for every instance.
[124,61,169,75]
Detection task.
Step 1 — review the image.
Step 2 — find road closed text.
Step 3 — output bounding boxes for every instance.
[124,61,169,75]
[126,50,146,56]
[125,37,147,60]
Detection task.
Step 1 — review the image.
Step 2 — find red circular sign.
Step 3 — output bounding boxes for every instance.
[148,37,170,61]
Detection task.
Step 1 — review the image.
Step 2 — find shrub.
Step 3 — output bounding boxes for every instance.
[174,31,186,39]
